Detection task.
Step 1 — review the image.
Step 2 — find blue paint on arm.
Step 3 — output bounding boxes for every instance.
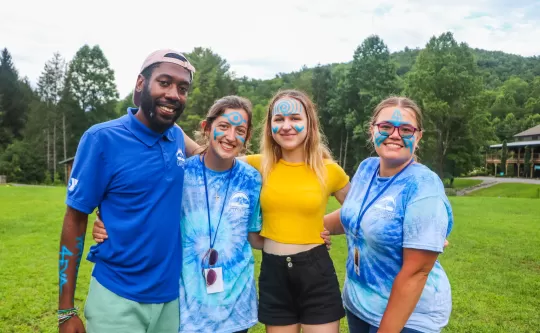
[59,245,73,294]
[75,236,84,271]
[293,125,305,133]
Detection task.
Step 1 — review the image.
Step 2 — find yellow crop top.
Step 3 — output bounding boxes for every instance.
[246,154,349,244]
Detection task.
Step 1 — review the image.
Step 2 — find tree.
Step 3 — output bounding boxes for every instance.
[65,45,119,124]
[37,52,66,182]
[178,47,236,136]
[328,35,399,172]
[524,146,531,178]
[405,32,488,178]
[0,48,29,148]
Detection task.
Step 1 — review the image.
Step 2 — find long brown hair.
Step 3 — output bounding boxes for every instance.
[194,95,253,155]
[260,89,333,186]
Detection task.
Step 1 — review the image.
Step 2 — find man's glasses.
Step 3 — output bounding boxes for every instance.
[374,122,419,139]
[201,248,219,286]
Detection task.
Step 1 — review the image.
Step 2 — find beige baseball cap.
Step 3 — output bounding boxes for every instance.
[133,49,196,107]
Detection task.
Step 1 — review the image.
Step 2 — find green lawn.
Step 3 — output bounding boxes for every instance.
[452,178,483,190]
[468,183,540,199]
[1,186,539,332]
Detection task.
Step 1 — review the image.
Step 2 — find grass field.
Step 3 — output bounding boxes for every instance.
[452,178,483,190]
[1,185,539,332]
[467,183,540,199]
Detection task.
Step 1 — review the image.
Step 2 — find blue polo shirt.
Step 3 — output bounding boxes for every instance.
[65,107,186,303]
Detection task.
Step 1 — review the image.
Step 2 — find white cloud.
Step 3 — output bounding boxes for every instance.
[2,0,539,98]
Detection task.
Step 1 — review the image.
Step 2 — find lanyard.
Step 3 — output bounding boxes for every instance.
[202,154,235,249]
[354,159,414,236]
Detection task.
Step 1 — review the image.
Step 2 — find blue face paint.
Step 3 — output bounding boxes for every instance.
[374,132,386,147]
[213,128,224,140]
[272,126,279,134]
[391,109,403,122]
[222,111,247,126]
[293,125,305,133]
[403,137,415,153]
[59,245,73,294]
[236,135,245,144]
[272,98,303,116]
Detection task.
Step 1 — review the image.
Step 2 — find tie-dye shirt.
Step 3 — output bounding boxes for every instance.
[179,156,262,333]
[340,157,453,333]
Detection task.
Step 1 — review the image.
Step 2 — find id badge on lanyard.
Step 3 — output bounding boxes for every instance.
[352,160,414,276]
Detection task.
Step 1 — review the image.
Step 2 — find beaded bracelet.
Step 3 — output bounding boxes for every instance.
[58,307,78,325]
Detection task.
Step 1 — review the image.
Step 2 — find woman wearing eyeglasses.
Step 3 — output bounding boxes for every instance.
[93,96,265,333]
[324,96,454,333]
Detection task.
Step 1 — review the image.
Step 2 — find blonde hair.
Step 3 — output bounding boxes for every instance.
[194,95,253,155]
[260,89,333,186]
[370,96,424,159]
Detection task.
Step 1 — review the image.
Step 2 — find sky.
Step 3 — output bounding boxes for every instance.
[2,0,540,98]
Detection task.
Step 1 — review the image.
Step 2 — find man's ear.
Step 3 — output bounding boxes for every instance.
[135,74,145,93]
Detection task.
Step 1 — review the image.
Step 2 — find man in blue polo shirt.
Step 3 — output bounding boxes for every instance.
[57,50,196,333]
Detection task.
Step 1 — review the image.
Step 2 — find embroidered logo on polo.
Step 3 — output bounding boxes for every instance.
[176,148,185,166]
[68,178,79,192]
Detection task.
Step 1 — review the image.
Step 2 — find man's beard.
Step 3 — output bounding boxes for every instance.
[139,83,186,132]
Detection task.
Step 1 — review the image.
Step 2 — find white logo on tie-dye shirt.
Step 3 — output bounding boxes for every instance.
[228,192,249,217]
[373,196,396,212]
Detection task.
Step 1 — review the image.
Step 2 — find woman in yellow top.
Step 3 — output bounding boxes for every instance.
[241,89,350,333]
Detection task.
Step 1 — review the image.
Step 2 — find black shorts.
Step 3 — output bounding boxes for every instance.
[258,244,345,326]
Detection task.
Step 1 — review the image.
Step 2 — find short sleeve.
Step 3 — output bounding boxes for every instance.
[403,196,450,253]
[248,199,262,233]
[245,154,262,173]
[326,162,349,193]
[65,131,111,214]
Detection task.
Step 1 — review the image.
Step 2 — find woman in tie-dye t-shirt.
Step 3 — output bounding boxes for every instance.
[93,96,265,333]
[324,97,454,333]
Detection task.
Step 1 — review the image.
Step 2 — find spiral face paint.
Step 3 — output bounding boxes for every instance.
[222,111,247,126]
[272,98,303,116]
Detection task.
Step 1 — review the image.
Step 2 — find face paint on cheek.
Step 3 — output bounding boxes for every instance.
[272,126,280,134]
[236,136,245,144]
[293,125,305,133]
[403,137,415,153]
[213,128,224,140]
[374,132,386,147]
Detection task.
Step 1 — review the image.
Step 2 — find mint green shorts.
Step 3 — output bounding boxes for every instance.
[84,277,179,333]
